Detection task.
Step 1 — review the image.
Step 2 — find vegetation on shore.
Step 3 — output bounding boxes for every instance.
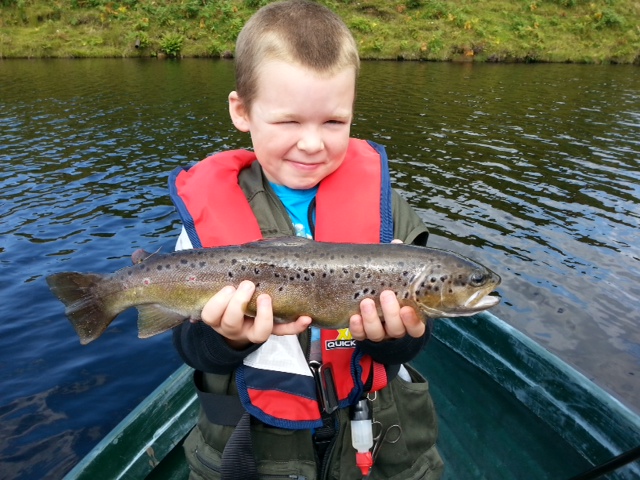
[1,0,639,63]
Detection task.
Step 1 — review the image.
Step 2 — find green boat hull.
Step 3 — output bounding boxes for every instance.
[63,312,640,479]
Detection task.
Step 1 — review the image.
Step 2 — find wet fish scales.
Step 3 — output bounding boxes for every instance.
[46,236,501,344]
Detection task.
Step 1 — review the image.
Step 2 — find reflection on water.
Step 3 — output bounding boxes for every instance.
[0,59,638,478]
[355,62,640,404]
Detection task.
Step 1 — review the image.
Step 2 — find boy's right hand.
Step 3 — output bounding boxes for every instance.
[200,280,312,349]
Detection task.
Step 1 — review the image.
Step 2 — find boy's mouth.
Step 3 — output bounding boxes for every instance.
[286,159,323,170]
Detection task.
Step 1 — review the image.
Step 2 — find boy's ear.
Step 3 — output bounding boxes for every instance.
[229,91,250,132]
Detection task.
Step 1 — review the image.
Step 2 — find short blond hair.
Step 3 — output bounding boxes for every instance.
[234,0,360,111]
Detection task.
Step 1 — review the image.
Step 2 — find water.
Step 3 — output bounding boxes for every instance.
[0,59,638,478]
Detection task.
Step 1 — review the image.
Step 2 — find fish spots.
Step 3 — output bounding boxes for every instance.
[199,262,206,268]
[156,265,163,271]
[353,288,376,300]
[180,259,188,265]
[187,275,197,282]
[143,278,151,285]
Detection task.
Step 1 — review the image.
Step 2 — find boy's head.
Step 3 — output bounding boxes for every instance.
[234,0,360,112]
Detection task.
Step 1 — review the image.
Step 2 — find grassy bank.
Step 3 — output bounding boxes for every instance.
[1,0,639,63]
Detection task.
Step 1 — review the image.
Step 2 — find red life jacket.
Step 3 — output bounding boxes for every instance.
[170,138,394,429]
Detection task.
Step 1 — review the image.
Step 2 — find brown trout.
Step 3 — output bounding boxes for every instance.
[46,236,501,344]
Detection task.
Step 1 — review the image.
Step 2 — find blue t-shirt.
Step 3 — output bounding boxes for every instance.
[269,183,317,239]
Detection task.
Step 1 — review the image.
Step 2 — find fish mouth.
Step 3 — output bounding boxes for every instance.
[418,289,501,319]
[464,291,500,312]
[464,290,501,309]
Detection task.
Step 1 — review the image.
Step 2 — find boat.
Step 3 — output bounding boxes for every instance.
[63,312,640,479]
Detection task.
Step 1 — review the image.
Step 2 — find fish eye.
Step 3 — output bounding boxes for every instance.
[469,272,486,286]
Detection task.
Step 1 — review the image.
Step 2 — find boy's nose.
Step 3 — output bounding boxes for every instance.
[297,132,325,153]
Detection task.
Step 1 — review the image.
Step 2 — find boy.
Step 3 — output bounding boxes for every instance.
[170,1,444,478]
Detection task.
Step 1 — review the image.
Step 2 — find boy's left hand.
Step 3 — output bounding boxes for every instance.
[348,239,425,342]
[348,290,425,342]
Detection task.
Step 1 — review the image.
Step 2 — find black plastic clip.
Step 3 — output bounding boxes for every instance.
[310,361,339,414]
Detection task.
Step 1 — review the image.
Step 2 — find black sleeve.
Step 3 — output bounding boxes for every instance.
[172,321,261,374]
[357,318,433,365]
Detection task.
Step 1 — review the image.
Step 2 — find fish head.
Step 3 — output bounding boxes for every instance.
[411,254,501,319]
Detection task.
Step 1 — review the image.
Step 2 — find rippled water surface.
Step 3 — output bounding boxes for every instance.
[1,59,638,478]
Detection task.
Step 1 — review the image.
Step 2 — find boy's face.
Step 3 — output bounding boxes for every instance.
[229,60,355,190]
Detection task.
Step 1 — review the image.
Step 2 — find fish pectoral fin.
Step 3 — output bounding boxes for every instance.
[417,304,450,320]
[136,304,187,338]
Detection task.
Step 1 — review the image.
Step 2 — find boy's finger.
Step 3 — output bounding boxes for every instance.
[220,280,255,334]
[400,306,426,338]
[272,315,312,336]
[349,314,365,340]
[246,293,274,343]
[379,290,405,338]
[201,285,236,327]
[359,298,386,342]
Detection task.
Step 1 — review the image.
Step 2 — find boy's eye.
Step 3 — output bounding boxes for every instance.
[326,120,346,125]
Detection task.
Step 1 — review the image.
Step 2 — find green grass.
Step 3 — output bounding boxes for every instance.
[0,0,639,63]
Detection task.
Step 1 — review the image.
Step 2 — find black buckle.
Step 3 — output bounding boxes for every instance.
[310,361,339,414]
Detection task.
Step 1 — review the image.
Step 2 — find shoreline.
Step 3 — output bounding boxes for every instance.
[1,1,639,64]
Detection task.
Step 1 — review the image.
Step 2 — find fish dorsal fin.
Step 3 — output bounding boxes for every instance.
[136,304,186,338]
[244,236,312,248]
[131,248,161,265]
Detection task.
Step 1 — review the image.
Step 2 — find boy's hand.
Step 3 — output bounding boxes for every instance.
[348,291,425,342]
[349,239,425,342]
[200,280,312,349]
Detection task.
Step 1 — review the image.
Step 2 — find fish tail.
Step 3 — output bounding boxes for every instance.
[46,272,116,345]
